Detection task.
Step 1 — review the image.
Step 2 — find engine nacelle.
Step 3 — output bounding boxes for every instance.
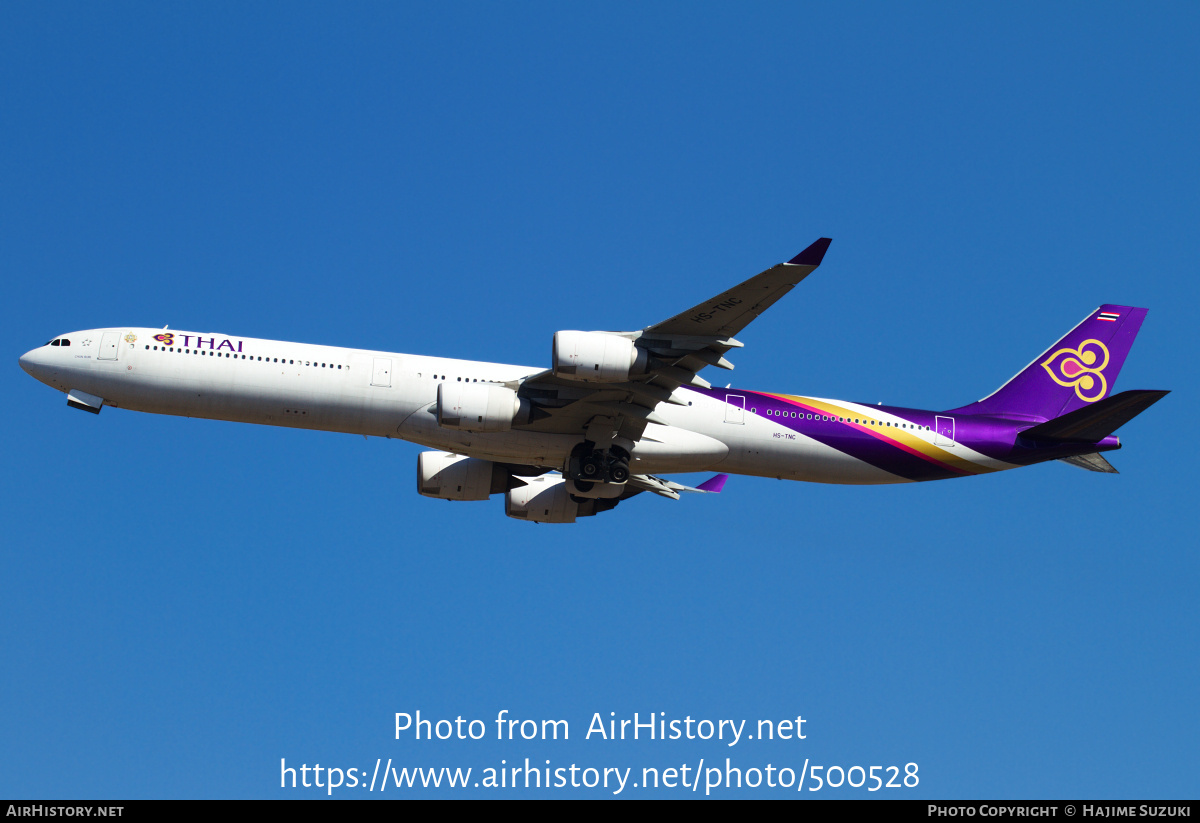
[552,331,648,383]
[417,451,505,501]
[505,476,582,523]
[437,382,527,432]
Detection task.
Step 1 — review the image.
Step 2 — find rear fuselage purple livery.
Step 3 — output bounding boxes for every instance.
[690,386,1119,483]
[683,303,1150,483]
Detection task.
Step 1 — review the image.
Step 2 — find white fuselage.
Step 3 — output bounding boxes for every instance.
[20,326,1007,485]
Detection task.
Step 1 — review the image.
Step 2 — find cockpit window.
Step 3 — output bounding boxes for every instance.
[60,339,70,346]
[50,339,59,346]
[48,338,72,347]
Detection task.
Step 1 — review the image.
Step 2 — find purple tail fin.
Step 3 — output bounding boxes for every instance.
[950,305,1148,421]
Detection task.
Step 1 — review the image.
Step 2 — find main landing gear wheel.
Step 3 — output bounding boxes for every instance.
[580,453,604,479]
[568,442,630,485]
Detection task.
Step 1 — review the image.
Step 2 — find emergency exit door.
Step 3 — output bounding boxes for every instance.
[371,357,392,387]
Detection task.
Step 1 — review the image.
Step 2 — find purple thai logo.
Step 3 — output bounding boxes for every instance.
[152,333,243,352]
[1040,339,1109,402]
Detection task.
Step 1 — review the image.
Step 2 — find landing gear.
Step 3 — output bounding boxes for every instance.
[607,456,630,484]
[568,442,630,485]
[579,452,605,480]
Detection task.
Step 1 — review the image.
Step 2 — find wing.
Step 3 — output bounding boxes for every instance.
[644,237,832,338]
[511,238,832,447]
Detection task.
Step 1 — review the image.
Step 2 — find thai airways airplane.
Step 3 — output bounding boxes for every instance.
[19,238,1166,523]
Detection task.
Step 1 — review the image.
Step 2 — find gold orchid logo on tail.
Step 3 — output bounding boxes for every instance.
[1041,339,1109,402]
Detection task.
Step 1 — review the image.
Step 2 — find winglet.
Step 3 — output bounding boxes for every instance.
[696,473,728,493]
[787,237,832,267]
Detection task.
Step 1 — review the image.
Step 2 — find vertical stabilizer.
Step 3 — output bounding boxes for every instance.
[951,305,1148,420]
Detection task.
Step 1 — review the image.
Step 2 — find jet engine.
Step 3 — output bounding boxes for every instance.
[504,475,623,523]
[552,331,648,383]
[504,475,579,522]
[436,382,529,433]
[417,451,512,501]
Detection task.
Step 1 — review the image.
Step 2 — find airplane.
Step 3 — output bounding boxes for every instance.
[18,238,1167,523]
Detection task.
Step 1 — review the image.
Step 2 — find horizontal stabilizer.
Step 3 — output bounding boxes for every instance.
[1021,390,1168,441]
[1059,453,1119,473]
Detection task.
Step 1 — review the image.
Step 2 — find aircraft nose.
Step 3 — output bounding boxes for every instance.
[19,347,47,379]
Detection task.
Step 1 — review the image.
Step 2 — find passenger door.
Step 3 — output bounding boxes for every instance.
[98,332,120,361]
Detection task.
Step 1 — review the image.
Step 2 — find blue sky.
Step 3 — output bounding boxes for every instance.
[2,2,1196,798]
